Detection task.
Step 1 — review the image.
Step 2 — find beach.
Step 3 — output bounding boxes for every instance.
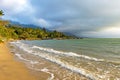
[0,43,37,80]
[10,39,120,80]
[1,39,120,80]
[0,42,87,80]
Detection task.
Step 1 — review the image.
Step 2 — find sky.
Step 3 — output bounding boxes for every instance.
[1,0,120,38]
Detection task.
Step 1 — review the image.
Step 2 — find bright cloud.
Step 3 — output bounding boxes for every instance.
[0,0,36,23]
[33,18,51,27]
[0,0,34,14]
[1,0,120,37]
[80,24,120,38]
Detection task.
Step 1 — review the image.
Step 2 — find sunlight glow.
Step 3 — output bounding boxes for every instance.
[104,27,120,34]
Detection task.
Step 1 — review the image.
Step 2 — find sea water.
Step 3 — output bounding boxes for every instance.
[10,38,120,80]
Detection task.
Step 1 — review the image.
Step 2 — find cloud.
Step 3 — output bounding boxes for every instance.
[47,0,120,37]
[0,0,35,23]
[1,0,120,37]
[33,18,51,27]
[0,0,33,14]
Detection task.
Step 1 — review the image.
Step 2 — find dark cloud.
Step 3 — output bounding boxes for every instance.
[1,0,120,37]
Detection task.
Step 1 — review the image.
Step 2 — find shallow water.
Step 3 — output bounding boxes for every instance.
[10,39,120,80]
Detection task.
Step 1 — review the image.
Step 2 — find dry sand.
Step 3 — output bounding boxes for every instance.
[0,43,37,80]
[0,42,88,80]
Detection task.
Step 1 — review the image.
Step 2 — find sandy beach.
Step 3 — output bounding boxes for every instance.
[7,41,89,80]
[0,43,37,80]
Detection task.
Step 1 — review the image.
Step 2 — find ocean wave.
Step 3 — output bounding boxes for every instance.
[15,53,39,65]
[41,68,55,80]
[25,51,97,80]
[15,53,55,80]
[11,41,104,61]
[10,41,99,80]
[32,46,104,61]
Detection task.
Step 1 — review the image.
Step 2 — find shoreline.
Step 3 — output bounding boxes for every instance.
[0,39,119,80]
[0,42,38,80]
[10,41,89,80]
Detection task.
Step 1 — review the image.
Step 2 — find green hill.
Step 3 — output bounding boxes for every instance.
[0,21,73,41]
[0,10,74,41]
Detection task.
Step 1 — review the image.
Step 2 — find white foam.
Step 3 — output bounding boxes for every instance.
[30,67,55,80]
[15,53,55,80]
[11,41,104,80]
[31,52,97,80]
[32,46,104,61]
[11,41,104,61]
[41,68,55,80]
[15,53,39,65]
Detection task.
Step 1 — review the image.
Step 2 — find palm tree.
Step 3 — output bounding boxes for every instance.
[0,10,4,16]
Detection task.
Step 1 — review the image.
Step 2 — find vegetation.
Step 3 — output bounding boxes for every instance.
[8,25,73,40]
[0,10,74,41]
[0,10,4,16]
[0,24,73,40]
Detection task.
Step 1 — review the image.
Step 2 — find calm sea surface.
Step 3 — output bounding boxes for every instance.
[10,39,120,80]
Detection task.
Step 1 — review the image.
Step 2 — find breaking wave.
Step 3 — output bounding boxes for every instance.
[10,41,107,80]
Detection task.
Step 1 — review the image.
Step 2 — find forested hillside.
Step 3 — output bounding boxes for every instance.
[0,23,74,40]
[0,10,74,41]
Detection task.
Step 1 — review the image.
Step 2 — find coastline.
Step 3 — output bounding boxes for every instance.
[9,39,120,80]
[10,40,89,80]
[0,42,37,80]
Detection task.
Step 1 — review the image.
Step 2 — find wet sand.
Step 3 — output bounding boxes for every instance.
[0,42,89,80]
[14,48,88,80]
[0,43,38,80]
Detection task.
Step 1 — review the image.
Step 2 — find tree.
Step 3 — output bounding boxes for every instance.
[19,32,30,40]
[0,10,4,16]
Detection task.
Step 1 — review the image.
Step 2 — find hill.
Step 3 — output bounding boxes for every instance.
[10,21,40,28]
[0,20,74,41]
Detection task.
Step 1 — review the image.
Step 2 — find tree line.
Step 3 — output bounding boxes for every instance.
[0,10,74,40]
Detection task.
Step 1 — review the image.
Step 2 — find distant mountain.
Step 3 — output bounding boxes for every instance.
[9,21,78,38]
[9,21,40,28]
[9,21,52,32]
[60,32,83,39]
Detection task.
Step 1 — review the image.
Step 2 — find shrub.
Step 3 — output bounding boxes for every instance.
[0,39,4,43]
